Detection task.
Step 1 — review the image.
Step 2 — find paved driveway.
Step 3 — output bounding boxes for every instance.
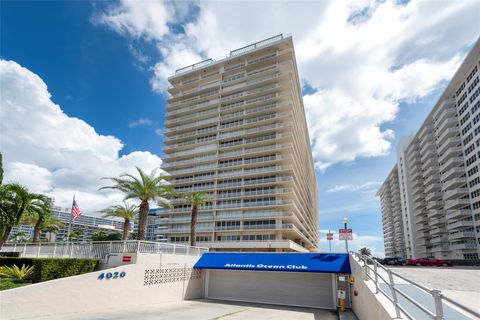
[31,300,339,320]
[386,266,480,319]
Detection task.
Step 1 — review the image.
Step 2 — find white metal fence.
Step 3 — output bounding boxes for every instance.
[0,241,209,260]
[352,252,479,320]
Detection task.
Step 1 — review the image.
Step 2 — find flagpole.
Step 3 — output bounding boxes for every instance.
[66,195,74,244]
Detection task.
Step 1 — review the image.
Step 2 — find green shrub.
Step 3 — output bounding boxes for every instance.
[0,258,98,283]
[0,279,31,291]
[0,264,34,280]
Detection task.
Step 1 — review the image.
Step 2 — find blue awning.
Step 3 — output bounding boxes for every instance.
[194,253,351,274]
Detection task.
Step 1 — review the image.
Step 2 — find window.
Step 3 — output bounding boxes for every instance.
[468,166,479,177]
[460,112,471,125]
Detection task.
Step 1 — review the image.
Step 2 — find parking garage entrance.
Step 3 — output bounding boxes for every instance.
[194,252,351,310]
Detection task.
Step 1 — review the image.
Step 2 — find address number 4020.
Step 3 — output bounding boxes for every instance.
[97,271,126,280]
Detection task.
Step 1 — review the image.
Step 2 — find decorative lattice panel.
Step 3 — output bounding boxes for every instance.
[144,267,202,286]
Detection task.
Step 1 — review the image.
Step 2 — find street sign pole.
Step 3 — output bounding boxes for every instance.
[344,222,349,253]
[326,230,333,252]
[328,229,332,253]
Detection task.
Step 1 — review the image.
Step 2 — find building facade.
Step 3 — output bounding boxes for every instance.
[378,39,480,260]
[378,167,406,258]
[10,207,125,242]
[156,34,319,252]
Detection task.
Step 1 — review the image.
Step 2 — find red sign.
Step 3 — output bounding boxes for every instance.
[122,255,132,263]
[326,233,334,240]
[339,229,353,240]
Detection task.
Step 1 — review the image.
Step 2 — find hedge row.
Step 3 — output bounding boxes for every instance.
[0,258,98,283]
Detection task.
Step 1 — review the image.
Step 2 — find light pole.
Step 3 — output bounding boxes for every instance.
[343,217,349,253]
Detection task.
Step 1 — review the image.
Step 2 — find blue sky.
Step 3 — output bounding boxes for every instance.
[2,1,479,256]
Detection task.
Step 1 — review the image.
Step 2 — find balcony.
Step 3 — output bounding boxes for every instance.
[407,147,420,163]
[447,220,474,231]
[412,193,425,203]
[438,146,463,164]
[423,164,440,177]
[410,163,421,175]
[426,200,443,210]
[430,217,446,226]
[425,192,442,202]
[430,227,446,235]
[449,242,477,250]
[419,125,434,139]
[424,174,440,186]
[443,188,468,200]
[448,231,476,240]
[416,239,430,246]
[425,183,441,193]
[428,209,445,219]
[416,230,430,239]
[430,244,450,252]
[439,156,463,172]
[432,99,455,119]
[430,236,449,244]
[435,117,458,137]
[444,198,471,210]
[420,144,436,161]
[419,140,435,153]
[436,128,459,149]
[421,157,437,171]
[434,106,456,125]
[413,200,426,210]
[440,167,465,181]
[442,177,467,191]
[437,136,461,154]
[446,209,472,221]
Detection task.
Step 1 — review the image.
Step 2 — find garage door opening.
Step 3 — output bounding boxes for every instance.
[194,253,351,310]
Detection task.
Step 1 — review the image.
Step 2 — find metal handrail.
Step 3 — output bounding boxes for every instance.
[0,240,209,259]
[352,252,480,320]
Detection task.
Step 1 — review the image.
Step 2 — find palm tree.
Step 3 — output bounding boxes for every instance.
[20,195,54,242]
[183,192,209,247]
[99,167,173,240]
[12,231,30,243]
[68,229,84,241]
[0,183,35,247]
[41,217,64,242]
[359,247,372,257]
[101,201,139,240]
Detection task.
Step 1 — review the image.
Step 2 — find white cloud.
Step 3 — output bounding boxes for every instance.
[327,181,382,193]
[128,117,153,128]
[93,0,480,170]
[0,60,163,214]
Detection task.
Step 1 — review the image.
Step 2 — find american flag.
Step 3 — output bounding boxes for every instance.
[71,196,81,219]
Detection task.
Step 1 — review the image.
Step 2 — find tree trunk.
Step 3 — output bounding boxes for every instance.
[33,223,41,243]
[138,200,149,241]
[190,205,198,247]
[0,226,12,248]
[122,219,130,241]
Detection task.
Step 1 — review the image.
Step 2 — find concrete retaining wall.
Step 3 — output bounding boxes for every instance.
[0,253,203,319]
[349,256,397,320]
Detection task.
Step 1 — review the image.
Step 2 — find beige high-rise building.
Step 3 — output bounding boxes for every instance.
[155,34,319,252]
[378,38,480,260]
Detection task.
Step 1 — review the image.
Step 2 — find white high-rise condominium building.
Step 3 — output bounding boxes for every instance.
[156,34,319,252]
[378,38,480,260]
